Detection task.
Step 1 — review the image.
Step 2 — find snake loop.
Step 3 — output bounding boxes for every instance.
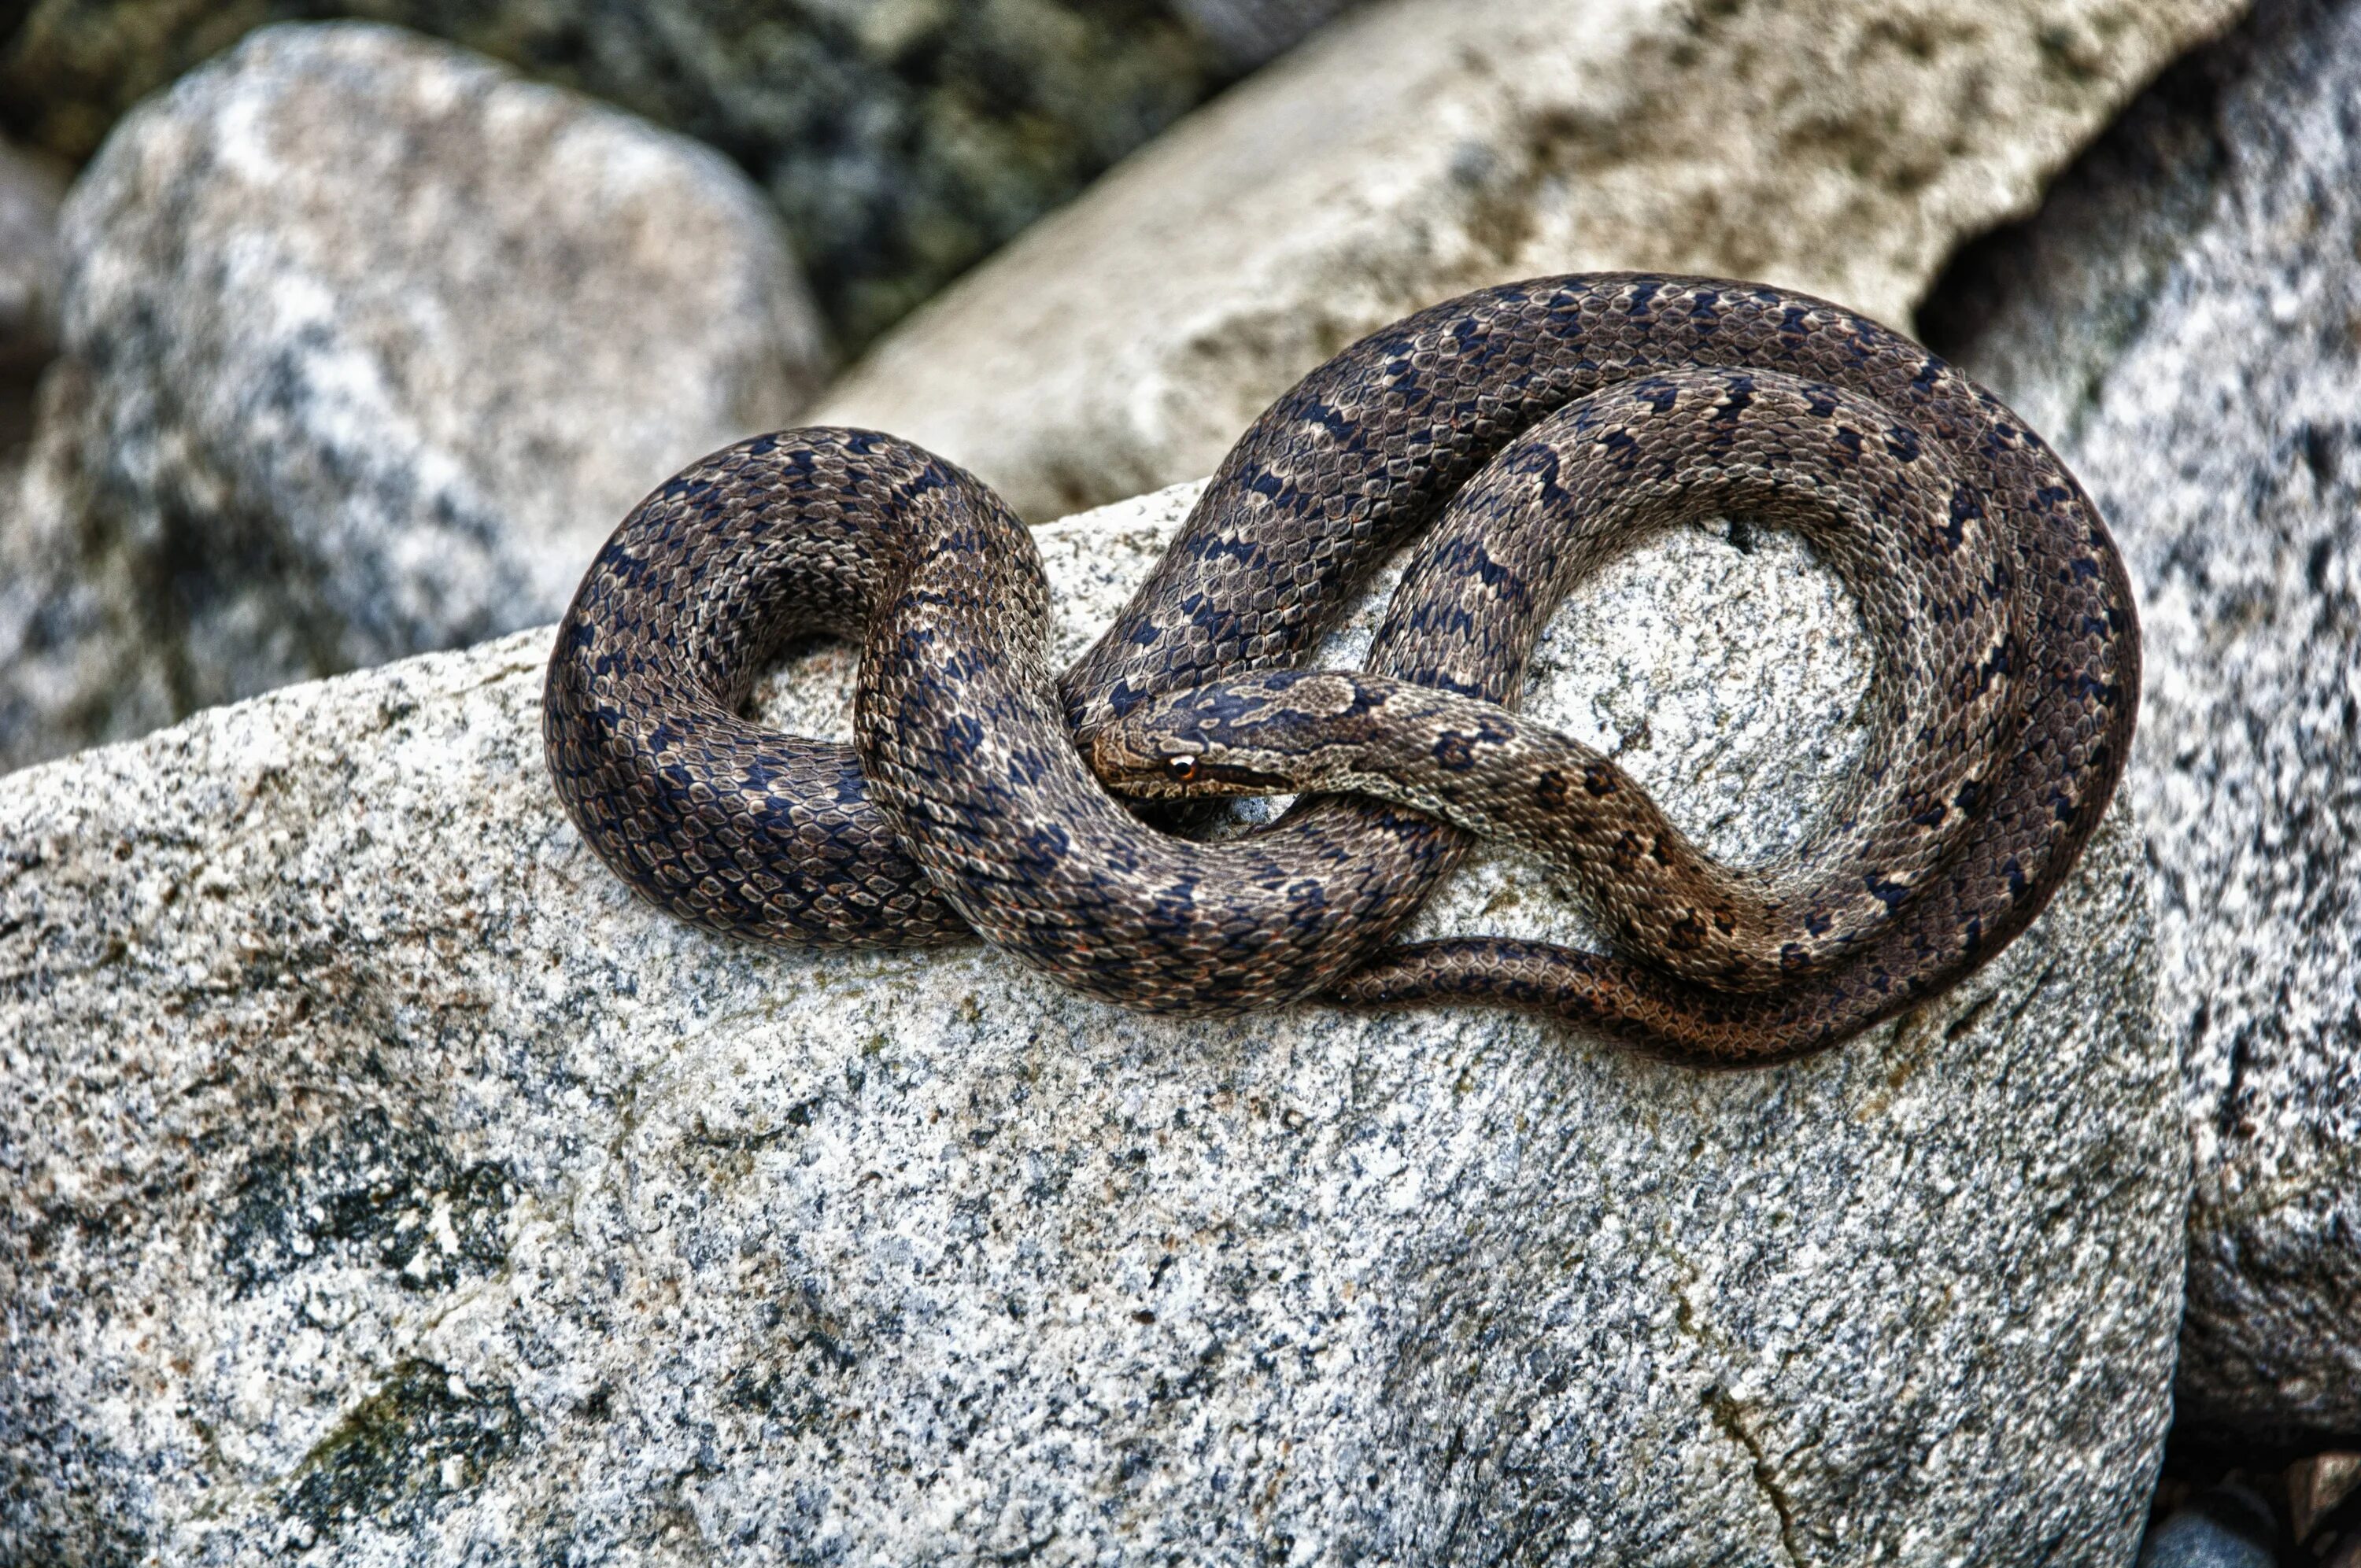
[543,274,2138,1064]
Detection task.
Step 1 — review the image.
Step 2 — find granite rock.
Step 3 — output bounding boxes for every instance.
[813,0,2249,521]
[1924,0,2361,1453]
[0,0,1366,348]
[0,22,826,776]
[1,481,2181,1562]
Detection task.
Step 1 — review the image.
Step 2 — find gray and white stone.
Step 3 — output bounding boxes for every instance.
[1,481,2181,1562]
[814,0,2248,520]
[1925,0,2361,1452]
[0,22,826,776]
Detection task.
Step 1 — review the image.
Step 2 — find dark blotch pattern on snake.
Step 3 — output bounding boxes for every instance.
[543,273,2139,1065]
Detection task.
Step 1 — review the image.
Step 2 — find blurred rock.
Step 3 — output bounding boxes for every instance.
[2290,1452,2361,1552]
[2137,1484,2282,1568]
[813,0,2246,520]
[0,22,826,774]
[0,136,67,486]
[0,138,66,384]
[1174,0,1364,68]
[1924,0,2361,1454]
[0,481,2181,1561]
[0,0,1369,348]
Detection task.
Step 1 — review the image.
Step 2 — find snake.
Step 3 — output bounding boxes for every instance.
[543,273,2139,1066]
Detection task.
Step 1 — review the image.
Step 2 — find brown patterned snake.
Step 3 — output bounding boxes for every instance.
[544,274,2139,1065]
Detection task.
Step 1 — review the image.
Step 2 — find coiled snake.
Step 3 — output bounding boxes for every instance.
[544,274,2138,1065]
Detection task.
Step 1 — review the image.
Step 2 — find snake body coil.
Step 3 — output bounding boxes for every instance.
[544,274,2138,1065]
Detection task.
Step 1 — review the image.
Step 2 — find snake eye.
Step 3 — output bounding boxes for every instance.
[1166,754,1200,784]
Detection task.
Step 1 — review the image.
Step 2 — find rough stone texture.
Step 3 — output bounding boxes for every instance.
[1,481,2181,1562]
[812,0,2250,522]
[0,0,1367,348]
[0,22,826,777]
[1923,0,2361,1454]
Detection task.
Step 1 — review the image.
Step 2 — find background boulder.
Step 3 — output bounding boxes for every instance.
[1925,0,2361,1457]
[0,137,65,387]
[814,0,2246,520]
[0,22,826,773]
[0,0,1368,348]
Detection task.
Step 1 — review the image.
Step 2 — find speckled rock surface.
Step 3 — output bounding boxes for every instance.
[2,481,2179,1562]
[812,0,2248,521]
[1924,0,2361,1453]
[0,22,826,776]
[0,0,1365,348]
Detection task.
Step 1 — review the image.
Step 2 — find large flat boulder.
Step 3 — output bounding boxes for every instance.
[813,0,2248,519]
[2,481,2178,1562]
[1925,0,2361,1454]
[0,23,826,775]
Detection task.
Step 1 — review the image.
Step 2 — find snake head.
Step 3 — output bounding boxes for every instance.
[1089,676,1326,799]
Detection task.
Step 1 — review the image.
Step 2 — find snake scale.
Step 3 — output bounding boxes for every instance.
[544,274,2139,1065]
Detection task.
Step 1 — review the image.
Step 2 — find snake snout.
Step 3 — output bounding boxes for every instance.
[1090,703,1295,799]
